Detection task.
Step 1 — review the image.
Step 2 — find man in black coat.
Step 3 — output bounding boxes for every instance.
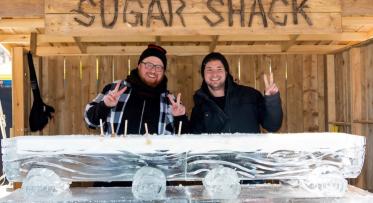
[190,52,283,134]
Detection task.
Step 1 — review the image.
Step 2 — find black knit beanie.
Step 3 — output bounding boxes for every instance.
[138,44,167,70]
[200,52,230,78]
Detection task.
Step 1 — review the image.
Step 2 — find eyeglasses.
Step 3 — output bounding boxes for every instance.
[141,61,164,72]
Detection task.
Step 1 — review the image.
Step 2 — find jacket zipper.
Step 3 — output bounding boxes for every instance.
[138,100,146,134]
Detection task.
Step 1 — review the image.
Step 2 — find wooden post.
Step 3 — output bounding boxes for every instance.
[12,47,26,137]
[11,47,26,190]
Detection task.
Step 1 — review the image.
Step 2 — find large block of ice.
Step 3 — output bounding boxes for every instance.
[1,133,365,182]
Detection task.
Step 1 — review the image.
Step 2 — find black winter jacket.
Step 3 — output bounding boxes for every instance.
[190,75,283,133]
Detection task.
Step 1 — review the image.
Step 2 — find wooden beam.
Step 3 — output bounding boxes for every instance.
[0,44,11,55]
[288,45,348,53]
[368,29,373,39]
[209,36,219,52]
[281,35,299,52]
[0,0,44,18]
[30,32,37,55]
[216,45,283,53]
[12,47,25,136]
[155,36,161,45]
[0,18,44,29]
[298,33,368,41]
[73,37,87,54]
[2,33,368,46]
[0,35,29,44]
[219,35,290,41]
[160,35,212,42]
[35,44,353,56]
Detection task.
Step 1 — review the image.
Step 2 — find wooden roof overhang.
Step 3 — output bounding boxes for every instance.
[1,0,373,56]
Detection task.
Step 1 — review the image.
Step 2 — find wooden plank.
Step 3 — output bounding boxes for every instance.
[81,56,97,134]
[70,56,82,134]
[46,0,342,13]
[88,56,99,134]
[50,56,65,135]
[350,48,365,135]
[227,55,240,83]
[255,55,267,93]
[0,0,44,17]
[286,55,303,132]
[317,55,326,132]
[365,43,373,191]
[0,35,29,44]
[337,51,349,133]
[344,51,351,133]
[302,55,319,132]
[35,45,352,56]
[45,13,342,35]
[98,56,114,92]
[342,17,373,27]
[349,47,366,188]
[167,56,194,116]
[30,32,37,55]
[192,55,204,93]
[287,45,347,53]
[342,0,373,16]
[219,34,290,41]
[0,18,44,29]
[240,55,256,88]
[297,33,368,41]
[12,47,25,136]
[326,55,336,131]
[114,56,129,81]
[217,45,282,54]
[271,55,287,132]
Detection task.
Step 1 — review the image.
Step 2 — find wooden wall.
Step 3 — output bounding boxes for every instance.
[330,42,373,190]
[15,44,373,190]
[21,54,327,135]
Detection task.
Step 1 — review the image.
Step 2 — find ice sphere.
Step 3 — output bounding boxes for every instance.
[131,166,166,200]
[203,166,241,199]
[21,168,70,197]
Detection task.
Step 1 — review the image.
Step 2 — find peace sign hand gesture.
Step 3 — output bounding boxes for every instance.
[264,72,279,96]
[104,82,127,107]
[167,93,186,117]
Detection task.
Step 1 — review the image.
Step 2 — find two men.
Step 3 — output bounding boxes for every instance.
[84,44,187,135]
[85,46,282,135]
[190,52,283,133]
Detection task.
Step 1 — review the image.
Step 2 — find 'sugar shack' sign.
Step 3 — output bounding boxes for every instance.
[45,0,342,35]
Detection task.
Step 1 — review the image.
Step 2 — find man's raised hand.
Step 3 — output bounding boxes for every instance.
[104,82,127,107]
[167,93,186,117]
[264,72,279,96]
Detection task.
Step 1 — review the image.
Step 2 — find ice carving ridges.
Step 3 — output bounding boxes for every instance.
[1,133,365,183]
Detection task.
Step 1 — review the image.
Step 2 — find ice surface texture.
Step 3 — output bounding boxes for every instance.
[1,133,365,182]
[203,166,241,199]
[22,168,70,197]
[132,166,166,200]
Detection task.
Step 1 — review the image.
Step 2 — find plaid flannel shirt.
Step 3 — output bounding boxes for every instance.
[84,80,174,135]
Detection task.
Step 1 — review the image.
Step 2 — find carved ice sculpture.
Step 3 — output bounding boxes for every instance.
[1,133,365,198]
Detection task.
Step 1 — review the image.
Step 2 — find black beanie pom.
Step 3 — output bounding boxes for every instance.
[138,44,168,70]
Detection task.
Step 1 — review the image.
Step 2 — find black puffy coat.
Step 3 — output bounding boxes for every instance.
[190,75,283,134]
